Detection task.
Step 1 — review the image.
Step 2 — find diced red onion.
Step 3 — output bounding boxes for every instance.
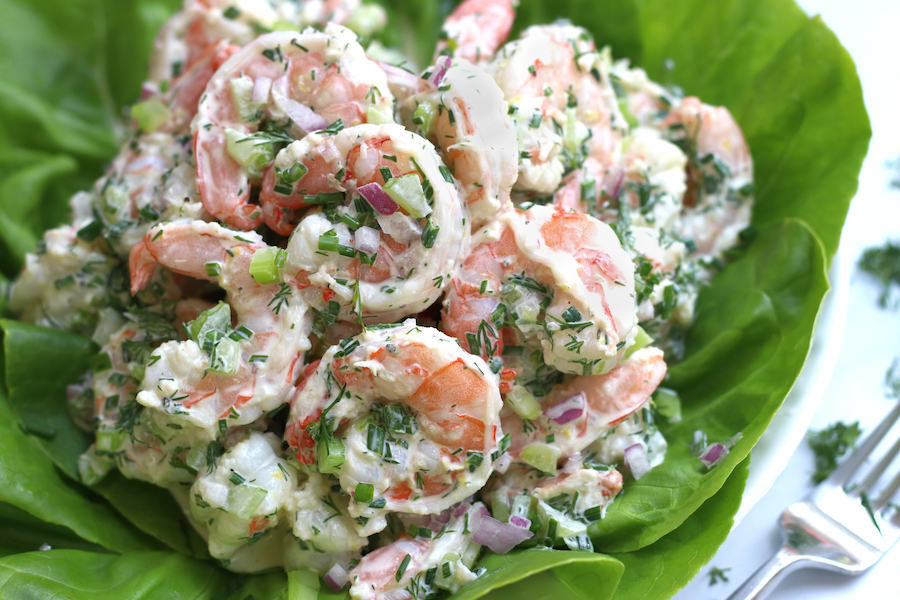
[358,182,399,215]
[543,392,586,425]
[469,506,533,554]
[698,443,729,469]
[453,501,472,519]
[376,212,422,244]
[508,515,531,529]
[493,451,512,474]
[353,226,380,255]
[141,82,160,100]
[429,56,451,88]
[251,76,272,105]
[610,167,625,200]
[323,563,349,591]
[431,508,452,524]
[624,443,651,480]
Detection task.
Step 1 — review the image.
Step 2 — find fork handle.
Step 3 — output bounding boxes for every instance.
[726,546,809,600]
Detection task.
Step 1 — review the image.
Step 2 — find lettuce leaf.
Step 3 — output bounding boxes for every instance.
[0,0,868,598]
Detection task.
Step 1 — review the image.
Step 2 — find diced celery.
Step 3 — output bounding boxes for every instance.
[188,301,231,345]
[509,494,532,520]
[102,185,129,224]
[383,174,431,219]
[78,451,113,486]
[434,559,457,591]
[249,246,282,285]
[286,569,320,600]
[564,106,579,153]
[225,128,274,178]
[318,436,345,474]
[624,325,652,359]
[520,443,560,475]
[490,491,509,523]
[186,442,210,474]
[503,386,541,421]
[618,99,639,129]
[461,542,481,569]
[412,101,437,136]
[366,106,395,125]
[131,97,170,133]
[225,484,268,520]
[92,308,126,346]
[95,426,126,452]
[535,499,587,540]
[230,75,265,121]
[209,338,241,375]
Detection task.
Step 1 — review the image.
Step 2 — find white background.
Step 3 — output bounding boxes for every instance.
[674,0,900,599]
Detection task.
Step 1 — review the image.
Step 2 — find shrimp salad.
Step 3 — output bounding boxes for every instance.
[8,0,754,598]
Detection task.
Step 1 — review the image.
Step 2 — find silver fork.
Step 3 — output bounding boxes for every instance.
[727,401,900,600]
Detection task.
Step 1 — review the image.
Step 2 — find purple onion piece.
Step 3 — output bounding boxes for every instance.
[430,56,452,88]
[272,78,327,133]
[624,443,651,480]
[469,506,533,554]
[543,392,586,425]
[698,443,729,468]
[508,515,531,529]
[379,61,420,93]
[354,226,380,255]
[358,182,399,215]
[323,563,349,591]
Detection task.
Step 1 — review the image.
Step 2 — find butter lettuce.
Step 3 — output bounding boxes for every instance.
[0,0,868,598]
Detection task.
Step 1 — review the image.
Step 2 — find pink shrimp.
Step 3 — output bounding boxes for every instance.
[349,503,484,600]
[192,26,394,230]
[441,205,636,380]
[128,220,311,436]
[402,58,518,229]
[662,97,754,257]
[270,123,468,323]
[434,0,516,65]
[285,323,502,535]
[502,347,666,460]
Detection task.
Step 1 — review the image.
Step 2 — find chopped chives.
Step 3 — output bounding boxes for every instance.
[205,262,222,277]
[396,554,411,582]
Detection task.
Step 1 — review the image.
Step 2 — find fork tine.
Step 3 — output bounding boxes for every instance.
[857,434,900,495]
[830,401,900,487]
[874,467,900,510]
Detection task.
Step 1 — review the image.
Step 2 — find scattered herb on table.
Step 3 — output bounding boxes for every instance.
[858,241,900,309]
[885,357,900,399]
[807,421,862,483]
[707,566,731,585]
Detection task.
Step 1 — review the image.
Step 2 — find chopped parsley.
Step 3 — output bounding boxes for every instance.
[807,421,862,483]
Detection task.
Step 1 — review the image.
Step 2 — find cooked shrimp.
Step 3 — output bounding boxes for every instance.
[192,25,394,229]
[487,24,620,194]
[129,220,312,437]
[285,322,503,536]
[442,204,636,380]
[348,503,483,600]
[402,58,518,228]
[662,97,754,257]
[274,123,469,323]
[149,0,381,86]
[502,347,667,459]
[434,0,516,65]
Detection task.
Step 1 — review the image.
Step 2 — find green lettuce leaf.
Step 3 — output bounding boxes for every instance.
[0,320,208,558]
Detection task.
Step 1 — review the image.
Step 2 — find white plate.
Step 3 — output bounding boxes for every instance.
[735,245,850,524]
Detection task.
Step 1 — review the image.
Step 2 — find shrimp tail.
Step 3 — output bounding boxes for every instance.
[128,240,156,296]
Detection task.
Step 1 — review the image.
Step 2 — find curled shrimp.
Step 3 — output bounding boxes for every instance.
[349,503,483,600]
[272,123,469,322]
[502,347,667,460]
[442,204,636,380]
[285,322,503,536]
[192,25,394,229]
[129,220,312,436]
[663,97,754,258]
[434,0,516,65]
[402,58,518,229]
[487,24,620,194]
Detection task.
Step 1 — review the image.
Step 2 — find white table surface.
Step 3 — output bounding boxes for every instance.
[674,0,900,598]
